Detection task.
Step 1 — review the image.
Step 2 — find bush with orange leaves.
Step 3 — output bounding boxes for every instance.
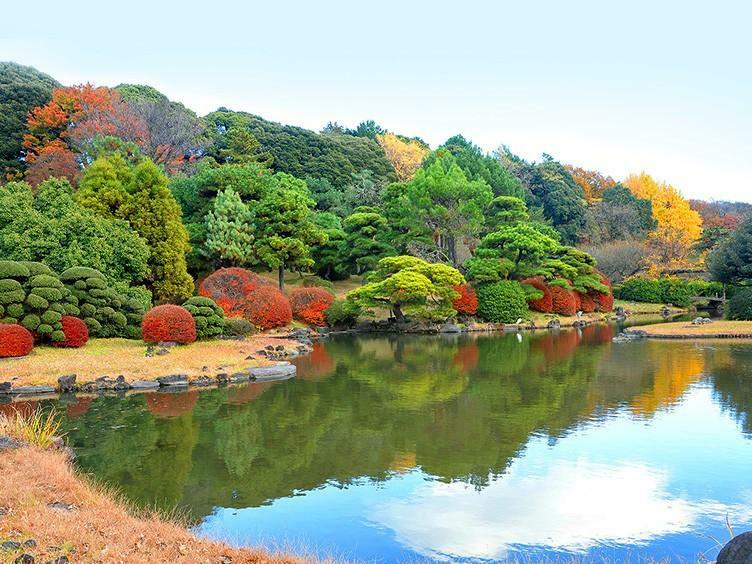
[451,284,478,316]
[0,324,34,358]
[198,268,273,318]
[522,278,553,313]
[243,286,292,330]
[549,285,578,316]
[52,316,89,348]
[590,271,614,312]
[578,293,596,313]
[289,287,334,327]
[141,305,196,344]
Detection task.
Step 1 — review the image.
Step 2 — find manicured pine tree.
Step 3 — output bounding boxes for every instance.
[205,187,254,267]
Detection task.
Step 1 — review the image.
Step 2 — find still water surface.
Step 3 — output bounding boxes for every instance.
[20,326,752,561]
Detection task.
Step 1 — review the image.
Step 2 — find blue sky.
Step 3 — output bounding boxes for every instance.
[3,0,750,201]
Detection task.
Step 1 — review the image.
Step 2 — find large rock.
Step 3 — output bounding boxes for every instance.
[129,380,160,390]
[57,374,76,393]
[718,531,752,563]
[250,363,296,381]
[439,323,463,334]
[156,374,189,387]
[10,385,55,395]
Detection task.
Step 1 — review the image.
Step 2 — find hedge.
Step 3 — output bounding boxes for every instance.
[198,268,274,318]
[141,305,197,344]
[243,286,292,330]
[476,281,529,323]
[182,296,225,339]
[0,324,34,358]
[614,277,717,307]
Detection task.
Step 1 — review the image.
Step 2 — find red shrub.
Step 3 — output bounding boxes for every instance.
[289,287,334,326]
[452,284,478,316]
[243,286,292,330]
[0,324,34,358]
[53,316,89,348]
[141,305,196,344]
[578,293,596,313]
[522,277,553,313]
[549,285,578,316]
[198,268,274,318]
[590,271,614,312]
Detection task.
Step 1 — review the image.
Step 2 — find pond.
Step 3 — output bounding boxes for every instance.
[17,326,752,561]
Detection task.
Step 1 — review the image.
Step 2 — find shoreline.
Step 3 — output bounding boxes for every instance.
[623,320,752,340]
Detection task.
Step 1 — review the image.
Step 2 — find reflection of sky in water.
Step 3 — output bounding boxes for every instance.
[195,385,752,561]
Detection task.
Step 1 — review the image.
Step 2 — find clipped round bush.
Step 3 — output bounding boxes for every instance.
[53,316,89,348]
[198,268,274,318]
[578,292,596,313]
[223,317,254,336]
[591,271,614,312]
[0,261,31,280]
[550,285,578,316]
[289,287,335,326]
[302,275,335,292]
[476,281,529,323]
[141,305,196,344]
[183,296,225,339]
[0,324,34,358]
[243,286,292,330]
[727,287,752,320]
[522,277,553,313]
[614,277,663,304]
[325,299,361,329]
[452,284,478,316]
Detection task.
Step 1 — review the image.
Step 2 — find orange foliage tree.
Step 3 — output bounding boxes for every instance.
[24,140,80,187]
[376,133,429,182]
[565,165,616,203]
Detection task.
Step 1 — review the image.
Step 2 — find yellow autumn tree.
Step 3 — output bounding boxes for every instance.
[624,172,702,275]
[376,132,429,182]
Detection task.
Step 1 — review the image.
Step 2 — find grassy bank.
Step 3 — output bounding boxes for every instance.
[0,336,299,387]
[635,320,752,339]
[0,444,298,563]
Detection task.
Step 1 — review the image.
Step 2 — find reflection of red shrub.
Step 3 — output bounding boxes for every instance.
[198,268,273,318]
[0,324,34,358]
[53,316,89,348]
[452,284,478,316]
[550,286,578,316]
[292,342,336,380]
[227,382,274,405]
[590,272,614,312]
[243,286,292,330]
[0,400,38,418]
[452,342,480,371]
[534,330,580,362]
[523,278,553,313]
[581,324,614,344]
[289,288,334,326]
[146,391,198,417]
[66,397,92,418]
[141,305,196,344]
[578,293,595,313]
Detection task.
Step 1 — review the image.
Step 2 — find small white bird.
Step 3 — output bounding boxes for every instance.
[515,318,523,325]
[576,311,583,318]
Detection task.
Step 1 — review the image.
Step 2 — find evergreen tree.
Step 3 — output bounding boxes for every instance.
[340,207,395,274]
[205,188,254,267]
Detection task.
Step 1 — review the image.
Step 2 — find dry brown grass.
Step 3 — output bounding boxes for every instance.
[0,446,301,563]
[0,336,299,387]
[637,320,752,338]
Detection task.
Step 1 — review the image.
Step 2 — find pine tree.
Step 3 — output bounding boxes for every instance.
[205,187,254,267]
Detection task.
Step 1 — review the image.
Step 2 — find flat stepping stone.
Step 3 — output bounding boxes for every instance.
[249,363,296,381]
[156,375,188,386]
[9,385,55,395]
[129,380,160,390]
[229,372,250,383]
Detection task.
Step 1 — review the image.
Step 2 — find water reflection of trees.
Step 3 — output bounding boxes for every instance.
[55,328,752,519]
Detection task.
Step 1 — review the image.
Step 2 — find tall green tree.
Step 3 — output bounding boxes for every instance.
[205,187,254,267]
[250,174,327,289]
[310,212,348,280]
[340,207,395,275]
[708,217,752,284]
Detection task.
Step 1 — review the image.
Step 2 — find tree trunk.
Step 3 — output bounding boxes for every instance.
[278,264,285,290]
[392,304,405,322]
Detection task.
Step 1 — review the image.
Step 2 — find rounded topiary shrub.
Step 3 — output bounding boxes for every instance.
[52,316,89,348]
[141,305,197,344]
[325,299,361,329]
[452,284,478,316]
[522,277,553,313]
[591,272,614,312]
[198,268,274,318]
[476,281,529,323]
[726,287,752,320]
[243,286,292,330]
[550,285,578,316]
[223,317,254,336]
[0,324,34,358]
[289,287,335,326]
[182,296,226,339]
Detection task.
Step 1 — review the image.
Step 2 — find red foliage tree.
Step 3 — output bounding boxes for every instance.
[590,271,614,312]
[0,324,34,358]
[146,391,198,418]
[53,316,89,348]
[578,292,596,313]
[25,140,80,187]
[289,287,334,326]
[451,284,478,315]
[522,277,553,313]
[243,286,292,330]
[198,268,273,318]
[549,285,578,316]
[141,305,196,344]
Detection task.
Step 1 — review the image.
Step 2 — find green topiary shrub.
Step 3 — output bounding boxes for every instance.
[657,278,693,307]
[325,299,361,328]
[476,281,529,323]
[726,287,752,320]
[222,317,254,336]
[614,277,664,303]
[0,261,30,280]
[615,276,702,307]
[183,296,225,339]
[302,275,335,292]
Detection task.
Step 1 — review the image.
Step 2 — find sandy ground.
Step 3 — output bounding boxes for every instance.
[635,320,752,338]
